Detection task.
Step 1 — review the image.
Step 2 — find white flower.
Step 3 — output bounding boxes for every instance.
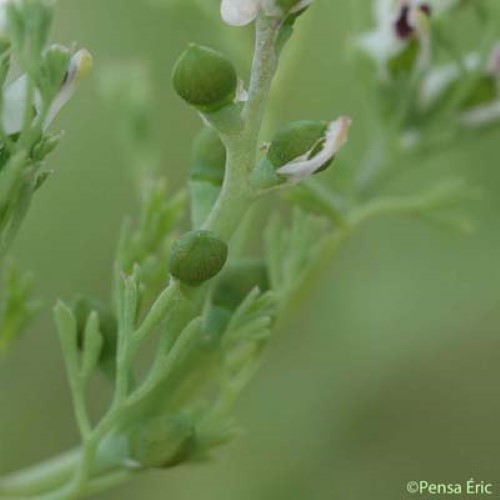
[357,0,458,80]
[276,116,352,181]
[357,0,405,76]
[221,0,314,27]
[2,48,93,135]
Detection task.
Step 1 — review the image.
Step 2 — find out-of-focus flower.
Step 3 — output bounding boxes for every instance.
[2,48,93,135]
[357,0,461,80]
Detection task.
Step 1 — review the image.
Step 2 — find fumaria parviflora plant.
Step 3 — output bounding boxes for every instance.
[0,0,498,498]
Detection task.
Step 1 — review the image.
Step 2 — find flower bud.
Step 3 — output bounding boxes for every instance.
[190,127,226,186]
[169,230,228,285]
[267,117,351,182]
[172,44,238,113]
[128,414,196,469]
[43,48,93,128]
[221,0,260,26]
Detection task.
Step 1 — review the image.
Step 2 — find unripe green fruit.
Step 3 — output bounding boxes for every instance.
[268,120,332,173]
[129,414,196,469]
[190,127,226,186]
[172,44,237,112]
[169,230,228,285]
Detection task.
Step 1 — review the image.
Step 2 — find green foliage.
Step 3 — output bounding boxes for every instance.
[265,209,329,299]
[0,1,496,499]
[0,260,40,353]
[72,296,118,378]
[117,179,187,304]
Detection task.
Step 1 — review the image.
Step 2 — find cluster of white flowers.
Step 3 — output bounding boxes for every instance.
[221,0,314,27]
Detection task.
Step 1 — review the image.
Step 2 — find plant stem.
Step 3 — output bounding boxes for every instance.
[203,15,280,239]
[0,449,80,497]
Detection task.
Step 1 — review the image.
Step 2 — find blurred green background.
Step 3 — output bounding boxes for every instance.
[1,1,500,499]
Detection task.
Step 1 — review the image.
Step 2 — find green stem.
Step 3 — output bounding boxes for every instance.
[203,15,281,239]
[0,449,80,497]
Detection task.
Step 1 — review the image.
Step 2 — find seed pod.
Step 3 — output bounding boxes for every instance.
[190,127,226,186]
[172,44,237,113]
[129,414,196,469]
[169,230,228,285]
